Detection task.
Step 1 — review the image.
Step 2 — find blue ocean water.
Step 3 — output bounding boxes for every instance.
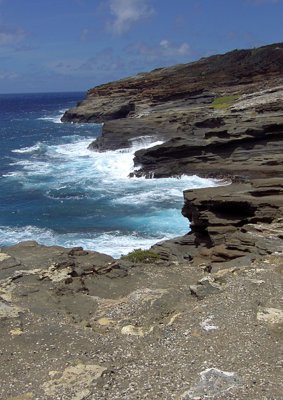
[0,92,218,258]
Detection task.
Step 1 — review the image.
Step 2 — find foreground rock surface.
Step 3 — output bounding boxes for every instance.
[1,241,283,399]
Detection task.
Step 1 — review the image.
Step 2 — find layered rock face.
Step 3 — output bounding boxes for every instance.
[62,44,283,182]
[62,42,283,265]
[62,43,283,126]
[182,179,283,262]
[133,88,283,179]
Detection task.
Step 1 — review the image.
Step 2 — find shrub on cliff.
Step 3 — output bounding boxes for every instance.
[121,249,160,263]
[212,95,239,109]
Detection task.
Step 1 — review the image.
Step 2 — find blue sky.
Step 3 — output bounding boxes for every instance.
[0,0,282,93]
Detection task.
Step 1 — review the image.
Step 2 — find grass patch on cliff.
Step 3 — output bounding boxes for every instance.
[121,249,160,263]
[212,95,239,109]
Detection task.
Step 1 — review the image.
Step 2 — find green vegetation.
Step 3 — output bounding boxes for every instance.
[121,248,160,263]
[211,95,239,109]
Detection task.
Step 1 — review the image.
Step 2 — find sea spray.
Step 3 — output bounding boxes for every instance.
[0,92,219,257]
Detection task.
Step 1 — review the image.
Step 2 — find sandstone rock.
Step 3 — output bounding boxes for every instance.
[121,325,146,336]
[257,307,283,324]
[42,363,106,399]
[0,298,23,319]
[189,279,221,300]
[0,252,21,275]
[181,179,283,263]
[0,253,11,262]
[7,394,33,400]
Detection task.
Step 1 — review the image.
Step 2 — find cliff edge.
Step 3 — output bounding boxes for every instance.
[61,43,283,265]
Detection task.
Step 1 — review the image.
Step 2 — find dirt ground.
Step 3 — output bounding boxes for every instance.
[0,240,282,399]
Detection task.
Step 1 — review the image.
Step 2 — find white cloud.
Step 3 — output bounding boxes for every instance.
[80,28,90,41]
[0,71,18,79]
[48,40,191,84]
[128,40,191,62]
[122,40,192,74]
[108,0,154,35]
[48,49,125,77]
[0,1,28,48]
[159,39,190,56]
[81,49,125,71]
[0,28,26,46]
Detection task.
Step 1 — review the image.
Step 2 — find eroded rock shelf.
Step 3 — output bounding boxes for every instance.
[62,42,283,265]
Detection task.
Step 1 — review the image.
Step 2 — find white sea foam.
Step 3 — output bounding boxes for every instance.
[61,232,169,259]
[37,111,66,124]
[112,175,218,206]
[10,136,166,185]
[12,144,39,154]
[0,225,168,259]
[3,134,220,256]
[0,225,55,245]
[2,171,24,178]
[12,142,48,155]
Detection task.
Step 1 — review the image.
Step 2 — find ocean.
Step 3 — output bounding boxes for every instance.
[0,92,218,258]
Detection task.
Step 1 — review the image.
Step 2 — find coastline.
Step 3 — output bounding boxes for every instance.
[60,43,283,264]
[1,43,282,399]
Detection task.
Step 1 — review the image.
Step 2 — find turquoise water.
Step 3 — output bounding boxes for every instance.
[0,92,218,258]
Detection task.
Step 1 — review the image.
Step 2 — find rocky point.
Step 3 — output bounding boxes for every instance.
[1,43,282,399]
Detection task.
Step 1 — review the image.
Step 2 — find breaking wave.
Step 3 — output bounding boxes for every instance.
[1,94,220,256]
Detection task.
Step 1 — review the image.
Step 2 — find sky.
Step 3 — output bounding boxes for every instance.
[0,0,282,93]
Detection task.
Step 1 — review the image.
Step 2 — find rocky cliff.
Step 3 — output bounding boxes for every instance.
[1,44,282,399]
[62,43,283,126]
[61,42,283,265]
[62,44,283,181]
